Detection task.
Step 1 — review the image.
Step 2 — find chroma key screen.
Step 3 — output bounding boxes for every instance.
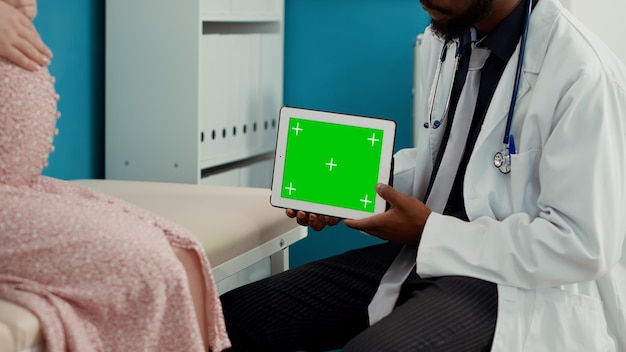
[281,117,384,213]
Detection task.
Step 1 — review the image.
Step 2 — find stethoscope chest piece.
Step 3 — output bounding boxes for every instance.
[493,149,511,174]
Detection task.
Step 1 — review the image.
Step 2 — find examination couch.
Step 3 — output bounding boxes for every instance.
[0,179,306,352]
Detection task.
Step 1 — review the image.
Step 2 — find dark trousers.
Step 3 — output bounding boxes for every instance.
[220,243,498,352]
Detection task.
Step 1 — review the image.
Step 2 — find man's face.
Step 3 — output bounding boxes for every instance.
[420,0,494,40]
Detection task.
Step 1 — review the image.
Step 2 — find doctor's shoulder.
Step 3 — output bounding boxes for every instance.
[547,11,626,88]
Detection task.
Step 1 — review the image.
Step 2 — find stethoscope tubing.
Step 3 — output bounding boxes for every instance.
[425,40,462,129]
[503,0,533,146]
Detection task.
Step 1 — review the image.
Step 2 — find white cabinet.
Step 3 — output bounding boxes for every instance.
[105,0,283,187]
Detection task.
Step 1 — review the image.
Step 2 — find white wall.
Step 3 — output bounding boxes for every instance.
[561,0,626,65]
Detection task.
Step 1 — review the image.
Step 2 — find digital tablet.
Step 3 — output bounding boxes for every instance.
[270,106,396,219]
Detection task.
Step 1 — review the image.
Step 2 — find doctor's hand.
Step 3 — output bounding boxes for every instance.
[0,0,51,71]
[344,184,431,246]
[286,209,341,232]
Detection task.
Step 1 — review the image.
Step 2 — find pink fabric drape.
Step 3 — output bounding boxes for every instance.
[0,58,230,351]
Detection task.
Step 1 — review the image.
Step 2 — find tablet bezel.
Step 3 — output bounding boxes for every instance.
[270,106,396,220]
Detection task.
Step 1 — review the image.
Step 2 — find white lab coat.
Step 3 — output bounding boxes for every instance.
[393,0,626,350]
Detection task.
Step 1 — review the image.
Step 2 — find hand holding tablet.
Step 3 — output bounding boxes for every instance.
[270,106,396,220]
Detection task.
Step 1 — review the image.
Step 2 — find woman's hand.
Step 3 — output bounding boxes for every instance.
[0,0,51,71]
[3,0,38,19]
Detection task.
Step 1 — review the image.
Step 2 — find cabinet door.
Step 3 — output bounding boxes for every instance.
[199,21,282,171]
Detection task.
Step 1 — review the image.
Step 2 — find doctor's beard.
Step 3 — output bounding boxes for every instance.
[423,0,494,40]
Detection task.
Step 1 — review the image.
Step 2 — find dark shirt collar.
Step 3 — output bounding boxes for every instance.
[475,0,536,62]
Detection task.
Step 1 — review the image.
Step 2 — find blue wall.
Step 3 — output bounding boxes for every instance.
[33,0,429,267]
[284,0,429,267]
[35,0,105,180]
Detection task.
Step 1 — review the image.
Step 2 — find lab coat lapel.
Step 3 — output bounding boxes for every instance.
[472,0,553,152]
[473,47,531,149]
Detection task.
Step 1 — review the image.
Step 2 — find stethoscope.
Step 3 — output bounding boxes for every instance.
[424,0,532,174]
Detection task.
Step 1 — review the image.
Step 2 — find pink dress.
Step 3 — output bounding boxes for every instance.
[0,58,230,351]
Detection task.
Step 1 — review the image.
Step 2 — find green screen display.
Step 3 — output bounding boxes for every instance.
[281,117,384,213]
